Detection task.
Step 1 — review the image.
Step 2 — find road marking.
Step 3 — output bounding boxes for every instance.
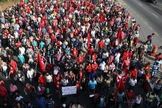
[137,14,139,17]
[152,13,158,18]
[140,18,143,21]
[138,3,142,6]
[149,27,152,30]
[144,22,148,25]
[151,4,162,11]
[155,32,159,36]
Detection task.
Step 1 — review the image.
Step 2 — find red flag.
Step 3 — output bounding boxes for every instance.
[37,53,46,72]
[117,27,125,41]
[114,78,125,101]
[87,31,91,48]
[118,78,125,90]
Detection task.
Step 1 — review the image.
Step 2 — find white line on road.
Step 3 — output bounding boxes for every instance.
[155,32,159,36]
[149,27,153,30]
[138,3,142,6]
[151,4,162,11]
[152,13,158,18]
[144,22,148,25]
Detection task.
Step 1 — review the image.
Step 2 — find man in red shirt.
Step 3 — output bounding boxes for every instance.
[130,67,138,78]
[126,89,134,99]
[38,74,46,85]
[76,80,81,99]
[122,57,130,69]
[24,83,36,99]
[91,61,98,71]
[98,40,104,53]
[86,63,92,77]
[92,53,97,61]
[10,59,17,71]
[71,47,78,58]
[88,46,95,56]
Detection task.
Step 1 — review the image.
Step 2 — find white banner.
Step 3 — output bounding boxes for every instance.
[62,86,77,96]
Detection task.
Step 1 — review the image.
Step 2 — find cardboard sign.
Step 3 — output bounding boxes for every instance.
[62,86,77,96]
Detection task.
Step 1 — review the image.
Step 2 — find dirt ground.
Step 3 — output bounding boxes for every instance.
[0,0,19,11]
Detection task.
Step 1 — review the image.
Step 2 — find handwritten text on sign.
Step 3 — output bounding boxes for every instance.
[62,86,77,96]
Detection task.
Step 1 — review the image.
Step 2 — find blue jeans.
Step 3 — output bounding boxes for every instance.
[3,70,8,77]
[152,69,158,76]
[114,61,119,68]
[145,100,153,108]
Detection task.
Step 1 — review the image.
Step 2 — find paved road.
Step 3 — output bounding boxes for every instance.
[121,0,162,47]
[117,0,162,107]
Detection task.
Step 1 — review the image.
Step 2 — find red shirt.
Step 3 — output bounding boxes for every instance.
[99,13,105,23]
[86,65,92,73]
[122,52,130,60]
[92,53,97,61]
[76,82,80,90]
[122,68,129,75]
[130,69,138,78]
[25,86,33,92]
[144,73,151,81]
[9,67,16,76]
[72,49,78,57]
[92,63,98,71]
[156,54,162,60]
[79,70,83,80]
[126,91,134,99]
[123,59,130,68]
[88,48,94,55]
[10,60,17,70]
[98,41,104,49]
[77,56,84,64]
[38,76,46,84]
[56,82,61,90]
[134,38,139,45]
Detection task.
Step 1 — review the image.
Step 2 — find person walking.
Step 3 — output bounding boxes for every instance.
[133,94,143,108]
[36,95,46,108]
[146,33,154,44]
[145,91,156,108]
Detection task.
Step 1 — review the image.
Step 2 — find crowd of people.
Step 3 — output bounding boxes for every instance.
[0,0,162,108]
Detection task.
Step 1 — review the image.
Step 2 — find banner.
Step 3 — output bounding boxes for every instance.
[62,86,77,96]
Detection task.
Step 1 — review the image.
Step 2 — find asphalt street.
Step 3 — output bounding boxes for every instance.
[117,0,162,107]
[121,0,162,47]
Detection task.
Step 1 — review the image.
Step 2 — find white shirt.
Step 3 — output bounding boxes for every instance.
[53,66,60,75]
[102,52,109,59]
[91,30,96,38]
[46,75,52,83]
[129,78,137,87]
[61,79,68,86]
[1,65,7,71]
[15,95,23,101]
[99,61,106,71]
[27,69,34,78]
[105,38,110,45]
[19,47,25,55]
[135,96,142,104]
[138,70,144,77]
[115,53,121,63]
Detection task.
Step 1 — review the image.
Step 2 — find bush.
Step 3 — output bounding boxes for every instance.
[0,0,8,2]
